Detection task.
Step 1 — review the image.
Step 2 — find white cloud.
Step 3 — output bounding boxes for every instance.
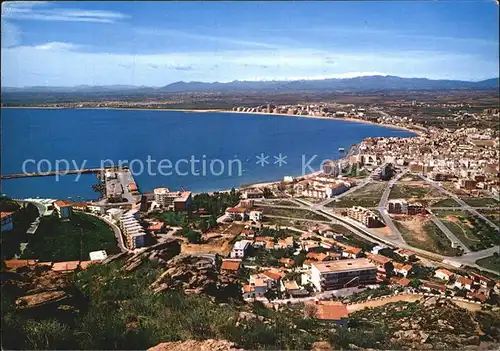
[33,42,80,51]
[135,28,284,49]
[2,1,129,23]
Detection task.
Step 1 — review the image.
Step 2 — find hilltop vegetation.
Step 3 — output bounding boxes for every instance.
[2,246,500,350]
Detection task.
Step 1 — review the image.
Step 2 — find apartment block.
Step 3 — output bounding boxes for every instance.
[310,259,377,292]
[346,206,381,228]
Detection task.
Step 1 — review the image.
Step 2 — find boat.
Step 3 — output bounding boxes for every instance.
[338,147,345,152]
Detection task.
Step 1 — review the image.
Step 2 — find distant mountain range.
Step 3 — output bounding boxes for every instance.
[3,76,499,94]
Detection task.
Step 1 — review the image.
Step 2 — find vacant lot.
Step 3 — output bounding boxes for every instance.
[326,183,386,208]
[476,255,500,273]
[394,217,460,256]
[267,199,300,207]
[256,206,330,221]
[21,212,119,262]
[436,210,499,251]
[400,173,424,182]
[430,198,461,208]
[389,182,445,200]
[183,222,244,256]
[460,197,500,207]
[477,209,500,226]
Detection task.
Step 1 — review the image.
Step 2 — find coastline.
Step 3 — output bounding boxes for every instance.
[2,105,424,136]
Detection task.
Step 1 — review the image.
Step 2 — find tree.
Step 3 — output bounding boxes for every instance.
[262,188,273,198]
[199,218,208,232]
[264,289,278,302]
[209,215,218,229]
[409,278,422,289]
[187,230,202,244]
[294,251,307,267]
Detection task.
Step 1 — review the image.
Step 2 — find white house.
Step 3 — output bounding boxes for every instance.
[393,263,413,277]
[230,240,252,258]
[89,250,108,261]
[249,210,263,222]
[434,268,454,281]
[53,200,72,218]
[454,276,473,291]
[225,207,247,221]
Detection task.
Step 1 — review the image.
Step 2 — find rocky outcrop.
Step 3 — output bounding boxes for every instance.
[149,254,240,299]
[15,290,70,309]
[121,239,181,272]
[148,339,243,351]
[351,298,488,349]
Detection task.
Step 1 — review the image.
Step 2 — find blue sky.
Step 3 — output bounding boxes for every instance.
[1,1,498,87]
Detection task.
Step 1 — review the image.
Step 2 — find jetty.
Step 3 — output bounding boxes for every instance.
[1,168,102,179]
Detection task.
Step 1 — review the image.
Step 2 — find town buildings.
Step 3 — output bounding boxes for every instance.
[345,206,381,228]
[387,199,425,215]
[153,187,192,210]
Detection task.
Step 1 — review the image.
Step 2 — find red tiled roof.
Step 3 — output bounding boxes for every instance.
[54,200,72,208]
[307,301,349,321]
[435,268,454,277]
[1,211,15,219]
[457,276,473,285]
[423,281,446,292]
[262,270,285,281]
[344,246,362,255]
[471,272,492,283]
[226,207,247,213]
[394,262,413,271]
[221,259,241,271]
[4,259,38,269]
[366,253,392,265]
[51,261,80,272]
[391,277,410,286]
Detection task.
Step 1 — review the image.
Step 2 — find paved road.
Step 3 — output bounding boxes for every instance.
[447,245,500,266]
[253,286,368,305]
[418,174,500,231]
[427,211,471,253]
[375,169,408,244]
[88,213,129,252]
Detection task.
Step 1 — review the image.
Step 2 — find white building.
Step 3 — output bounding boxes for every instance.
[434,268,454,281]
[89,250,108,261]
[310,259,377,292]
[230,240,252,258]
[53,200,72,218]
[249,210,263,222]
[120,209,146,249]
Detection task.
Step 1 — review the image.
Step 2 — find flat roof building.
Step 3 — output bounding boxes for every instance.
[310,258,377,292]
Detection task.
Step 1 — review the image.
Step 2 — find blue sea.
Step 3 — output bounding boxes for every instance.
[1,108,415,200]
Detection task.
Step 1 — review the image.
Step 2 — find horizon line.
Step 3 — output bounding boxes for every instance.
[3,74,499,89]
